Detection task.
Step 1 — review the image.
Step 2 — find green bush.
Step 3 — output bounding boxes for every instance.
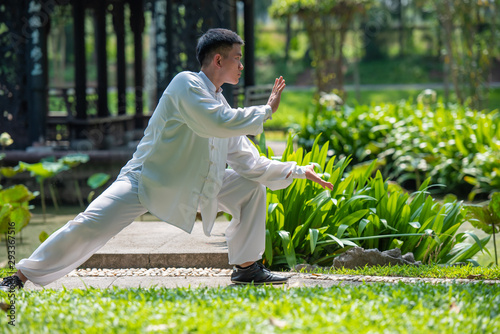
[295,99,500,195]
[262,135,489,269]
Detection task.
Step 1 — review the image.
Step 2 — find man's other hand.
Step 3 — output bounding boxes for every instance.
[266,76,286,114]
[305,165,334,190]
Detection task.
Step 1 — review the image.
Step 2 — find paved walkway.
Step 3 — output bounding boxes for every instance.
[19,220,500,290]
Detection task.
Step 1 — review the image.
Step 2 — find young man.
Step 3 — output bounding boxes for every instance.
[1,28,333,290]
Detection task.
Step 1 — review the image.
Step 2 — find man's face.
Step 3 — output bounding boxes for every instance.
[219,44,244,85]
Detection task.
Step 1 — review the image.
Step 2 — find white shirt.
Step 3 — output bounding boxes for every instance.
[119,71,305,235]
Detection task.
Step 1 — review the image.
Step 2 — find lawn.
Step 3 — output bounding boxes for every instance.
[1,283,499,333]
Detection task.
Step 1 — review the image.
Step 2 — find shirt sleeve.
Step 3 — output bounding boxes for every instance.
[226,135,307,191]
[168,72,273,138]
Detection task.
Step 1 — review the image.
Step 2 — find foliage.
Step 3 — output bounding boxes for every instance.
[1,284,499,333]
[295,99,500,195]
[261,134,488,269]
[466,193,500,265]
[0,185,35,235]
[4,153,90,218]
[87,172,111,203]
[463,151,500,199]
[312,263,500,280]
[270,0,369,93]
[419,0,499,109]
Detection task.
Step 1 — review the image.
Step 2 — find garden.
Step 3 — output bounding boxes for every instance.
[2,0,500,332]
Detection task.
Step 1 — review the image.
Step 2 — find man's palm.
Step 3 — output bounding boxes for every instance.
[305,165,334,190]
[267,76,286,113]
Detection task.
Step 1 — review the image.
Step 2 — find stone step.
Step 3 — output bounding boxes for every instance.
[80,221,231,269]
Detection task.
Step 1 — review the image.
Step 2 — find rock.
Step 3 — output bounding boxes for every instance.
[332,247,421,269]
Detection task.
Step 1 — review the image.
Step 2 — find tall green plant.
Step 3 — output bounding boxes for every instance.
[262,134,489,269]
[466,192,500,266]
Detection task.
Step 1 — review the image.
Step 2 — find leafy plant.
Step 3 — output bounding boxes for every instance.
[466,192,500,265]
[15,153,89,219]
[19,160,69,221]
[0,184,35,255]
[262,134,489,269]
[295,99,500,196]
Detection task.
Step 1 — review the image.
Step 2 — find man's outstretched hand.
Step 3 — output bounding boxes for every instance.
[305,165,334,190]
[266,76,286,114]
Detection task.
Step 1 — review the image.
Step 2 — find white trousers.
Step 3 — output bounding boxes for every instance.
[16,169,266,286]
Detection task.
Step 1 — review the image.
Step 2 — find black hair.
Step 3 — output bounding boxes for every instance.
[196,28,244,67]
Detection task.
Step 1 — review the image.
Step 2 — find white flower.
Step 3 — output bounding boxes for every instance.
[319,92,343,110]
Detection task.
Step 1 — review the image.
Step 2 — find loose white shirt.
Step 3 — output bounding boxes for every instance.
[119,71,305,235]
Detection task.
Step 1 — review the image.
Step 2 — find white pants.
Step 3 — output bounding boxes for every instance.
[16,169,266,286]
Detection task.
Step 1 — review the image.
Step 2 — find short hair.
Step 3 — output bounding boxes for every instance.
[196,28,244,67]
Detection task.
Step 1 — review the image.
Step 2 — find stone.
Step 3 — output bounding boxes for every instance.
[332,247,421,269]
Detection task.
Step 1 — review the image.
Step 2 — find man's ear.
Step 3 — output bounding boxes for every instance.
[213,54,223,68]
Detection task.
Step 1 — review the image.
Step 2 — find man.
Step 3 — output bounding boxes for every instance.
[1,28,333,290]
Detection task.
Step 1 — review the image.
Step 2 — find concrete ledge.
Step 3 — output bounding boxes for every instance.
[81,253,231,269]
[79,221,230,269]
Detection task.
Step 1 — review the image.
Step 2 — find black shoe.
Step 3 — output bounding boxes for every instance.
[231,262,289,285]
[0,275,24,292]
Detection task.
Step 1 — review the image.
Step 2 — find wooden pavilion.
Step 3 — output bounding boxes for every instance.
[0,0,257,150]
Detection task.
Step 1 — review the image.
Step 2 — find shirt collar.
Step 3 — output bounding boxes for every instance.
[198,71,223,96]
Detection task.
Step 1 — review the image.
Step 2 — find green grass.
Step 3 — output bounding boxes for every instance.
[1,284,499,333]
[308,264,500,280]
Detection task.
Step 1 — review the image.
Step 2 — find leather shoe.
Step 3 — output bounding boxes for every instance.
[231,262,289,285]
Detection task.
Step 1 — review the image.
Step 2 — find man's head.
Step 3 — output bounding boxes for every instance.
[197,28,245,86]
[196,28,244,68]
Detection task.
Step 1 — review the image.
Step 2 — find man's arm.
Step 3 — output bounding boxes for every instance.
[227,135,333,191]
[169,72,272,138]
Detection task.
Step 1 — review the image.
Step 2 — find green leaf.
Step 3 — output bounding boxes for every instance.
[0,184,35,205]
[87,173,111,189]
[20,161,69,180]
[265,229,273,266]
[309,228,319,253]
[489,192,500,219]
[278,230,297,269]
[39,231,49,243]
[59,153,90,167]
[409,222,421,229]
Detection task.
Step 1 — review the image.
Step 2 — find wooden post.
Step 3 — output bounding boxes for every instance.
[26,0,49,144]
[243,0,255,88]
[73,0,87,120]
[94,1,109,117]
[154,0,168,108]
[129,0,144,128]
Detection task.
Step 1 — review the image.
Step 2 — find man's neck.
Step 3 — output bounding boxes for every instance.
[200,68,222,92]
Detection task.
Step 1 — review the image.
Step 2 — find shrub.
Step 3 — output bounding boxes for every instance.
[262,134,489,269]
[295,99,500,196]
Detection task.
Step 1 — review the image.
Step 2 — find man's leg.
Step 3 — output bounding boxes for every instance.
[7,173,147,287]
[217,170,288,284]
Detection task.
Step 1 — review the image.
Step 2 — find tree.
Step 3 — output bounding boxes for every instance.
[270,0,369,94]
[417,0,498,109]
